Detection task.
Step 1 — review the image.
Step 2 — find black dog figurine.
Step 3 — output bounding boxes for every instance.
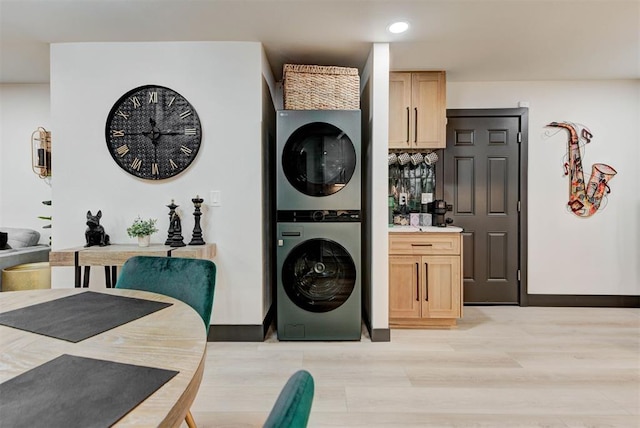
[85,210,110,247]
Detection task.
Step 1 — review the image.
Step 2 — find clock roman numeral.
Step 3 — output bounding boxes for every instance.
[131,158,142,171]
[180,145,192,155]
[184,128,197,136]
[179,110,192,119]
[152,163,159,176]
[112,130,125,137]
[169,159,178,170]
[117,110,129,120]
[168,96,176,107]
[116,144,129,157]
[131,96,141,108]
[148,91,157,104]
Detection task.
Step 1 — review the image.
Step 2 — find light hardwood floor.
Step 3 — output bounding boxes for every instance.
[187,306,639,427]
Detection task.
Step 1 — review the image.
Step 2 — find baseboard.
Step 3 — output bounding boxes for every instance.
[207,305,275,342]
[262,304,275,338]
[207,324,264,342]
[370,328,391,342]
[524,294,639,308]
[362,306,391,342]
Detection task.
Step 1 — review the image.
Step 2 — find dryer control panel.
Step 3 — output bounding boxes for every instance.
[277,210,360,223]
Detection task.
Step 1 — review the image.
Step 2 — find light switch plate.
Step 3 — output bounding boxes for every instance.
[209,190,221,207]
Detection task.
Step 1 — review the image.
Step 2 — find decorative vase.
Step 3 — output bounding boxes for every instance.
[137,235,150,247]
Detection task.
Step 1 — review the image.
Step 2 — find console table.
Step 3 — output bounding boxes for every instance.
[49,244,216,288]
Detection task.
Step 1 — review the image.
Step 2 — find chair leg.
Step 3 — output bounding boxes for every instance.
[83,266,91,288]
[104,266,111,288]
[185,410,197,428]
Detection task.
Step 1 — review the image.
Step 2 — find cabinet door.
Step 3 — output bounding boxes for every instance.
[389,255,421,319]
[422,255,461,318]
[388,72,412,149]
[412,72,446,149]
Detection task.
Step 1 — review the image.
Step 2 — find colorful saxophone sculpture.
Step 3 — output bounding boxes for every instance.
[547,121,617,217]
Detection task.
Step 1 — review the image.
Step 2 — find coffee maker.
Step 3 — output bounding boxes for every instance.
[427,200,453,227]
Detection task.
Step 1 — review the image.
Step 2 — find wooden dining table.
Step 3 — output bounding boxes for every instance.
[0,288,207,427]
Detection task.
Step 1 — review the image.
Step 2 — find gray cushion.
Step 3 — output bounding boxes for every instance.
[0,228,41,248]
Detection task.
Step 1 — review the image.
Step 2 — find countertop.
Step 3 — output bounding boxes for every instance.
[389,225,463,233]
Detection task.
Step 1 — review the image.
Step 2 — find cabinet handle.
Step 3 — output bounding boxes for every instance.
[415,262,419,301]
[406,107,410,143]
[414,107,418,143]
[411,243,433,247]
[424,262,429,301]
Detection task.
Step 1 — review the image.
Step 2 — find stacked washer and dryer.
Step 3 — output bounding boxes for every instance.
[276,110,361,340]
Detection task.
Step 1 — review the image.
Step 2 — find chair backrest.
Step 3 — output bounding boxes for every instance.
[115,256,216,333]
[263,370,314,428]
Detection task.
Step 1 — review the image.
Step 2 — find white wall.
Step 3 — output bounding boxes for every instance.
[2,61,636,341]
[260,47,276,320]
[366,43,390,328]
[0,84,52,243]
[448,80,640,295]
[50,42,268,324]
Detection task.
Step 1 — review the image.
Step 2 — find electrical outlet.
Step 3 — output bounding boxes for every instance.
[399,193,408,206]
[421,193,433,204]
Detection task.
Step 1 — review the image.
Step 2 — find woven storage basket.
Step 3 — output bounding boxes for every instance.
[283,64,360,110]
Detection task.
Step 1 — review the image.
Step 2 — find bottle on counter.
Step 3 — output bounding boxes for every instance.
[425,166,435,194]
[388,195,395,226]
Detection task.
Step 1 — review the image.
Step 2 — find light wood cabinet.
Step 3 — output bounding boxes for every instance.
[389,71,446,149]
[389,232,462,327]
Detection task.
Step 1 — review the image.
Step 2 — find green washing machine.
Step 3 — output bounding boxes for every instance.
[276,211,361,341]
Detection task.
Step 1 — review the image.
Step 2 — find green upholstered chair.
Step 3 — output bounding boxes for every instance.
[115,256,216,333]
[263,370,315,428]
[115,255,216,428]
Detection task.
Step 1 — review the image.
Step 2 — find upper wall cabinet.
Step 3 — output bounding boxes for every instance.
[389,71,446,149]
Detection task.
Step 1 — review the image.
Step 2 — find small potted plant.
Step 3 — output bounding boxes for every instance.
[126,216,159,247]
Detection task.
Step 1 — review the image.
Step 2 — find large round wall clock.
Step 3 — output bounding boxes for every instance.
[105,85,202,180]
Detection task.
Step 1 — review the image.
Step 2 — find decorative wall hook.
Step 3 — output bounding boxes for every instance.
[31,127,51,178]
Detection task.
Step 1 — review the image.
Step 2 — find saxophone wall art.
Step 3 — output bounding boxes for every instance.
[546,122,617,218]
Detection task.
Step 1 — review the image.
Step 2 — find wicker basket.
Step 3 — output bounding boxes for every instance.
[283,64,360,110]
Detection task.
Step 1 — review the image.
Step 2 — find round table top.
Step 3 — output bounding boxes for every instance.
[0,288,207,427]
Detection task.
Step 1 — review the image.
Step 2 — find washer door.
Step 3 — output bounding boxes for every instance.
[282,122,356,197]
[282,238,356,313]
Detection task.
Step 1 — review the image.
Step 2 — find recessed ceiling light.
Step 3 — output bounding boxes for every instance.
[388,21,409,34]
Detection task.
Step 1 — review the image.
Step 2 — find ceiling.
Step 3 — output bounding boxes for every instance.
[1,0,638,84]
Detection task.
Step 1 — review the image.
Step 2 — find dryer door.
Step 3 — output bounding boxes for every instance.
[282,122,356,197]
[282,238,356,312]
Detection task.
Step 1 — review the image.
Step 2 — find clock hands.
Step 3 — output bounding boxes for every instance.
[148,118,161,143]
[124,117,186,141]
[122,130,184,137]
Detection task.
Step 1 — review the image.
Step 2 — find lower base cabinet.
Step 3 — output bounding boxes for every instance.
[389,232,462,327]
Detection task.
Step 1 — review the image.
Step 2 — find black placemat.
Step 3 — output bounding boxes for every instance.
[0,291,172,342]
[0,354,178,428]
